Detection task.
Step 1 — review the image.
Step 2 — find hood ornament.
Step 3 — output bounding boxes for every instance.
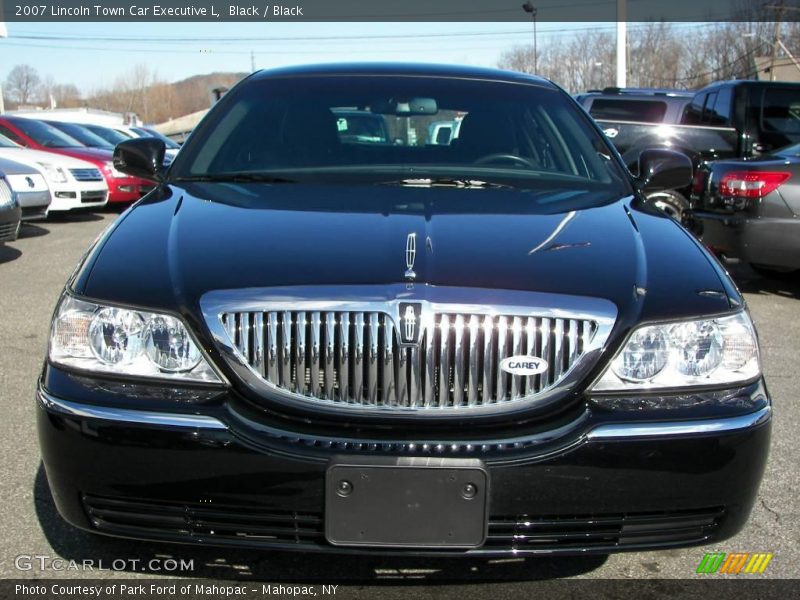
[405,233,417,281]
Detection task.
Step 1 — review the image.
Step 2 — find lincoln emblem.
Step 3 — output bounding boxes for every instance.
[405,233,416,281]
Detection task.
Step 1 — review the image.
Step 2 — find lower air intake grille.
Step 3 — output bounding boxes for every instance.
[83,495,324,545]
[486,507,724,550]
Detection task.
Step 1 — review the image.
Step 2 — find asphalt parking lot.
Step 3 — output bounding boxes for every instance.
[0,210,797,586]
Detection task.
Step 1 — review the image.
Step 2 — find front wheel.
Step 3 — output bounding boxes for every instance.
[647,190,689,222]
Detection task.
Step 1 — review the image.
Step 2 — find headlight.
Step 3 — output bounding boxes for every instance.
[49,295,223,384]
[36,162,68,184]
[592,311,759,391]
[104,161,126,179]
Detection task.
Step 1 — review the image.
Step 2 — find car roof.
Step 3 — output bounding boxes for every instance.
[250,63,556,88]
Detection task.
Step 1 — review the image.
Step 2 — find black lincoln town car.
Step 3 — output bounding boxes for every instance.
[38,64,771,555]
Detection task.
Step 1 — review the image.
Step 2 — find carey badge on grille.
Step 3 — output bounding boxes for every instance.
[398,302,423,345]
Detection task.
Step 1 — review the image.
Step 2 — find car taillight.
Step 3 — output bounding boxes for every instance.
[718,171,791,199]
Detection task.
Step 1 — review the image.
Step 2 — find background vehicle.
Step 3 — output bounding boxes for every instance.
[0,116,154,204]
[689,144,800,275]
[127,126,180,164]
[0,135,108,213]
[44,121,114,150]
[0,175,22,242]
[332,109,391,144]
[577,81,800,220]
[0,157,50,221]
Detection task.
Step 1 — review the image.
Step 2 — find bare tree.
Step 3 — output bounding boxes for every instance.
[5,64,41,105]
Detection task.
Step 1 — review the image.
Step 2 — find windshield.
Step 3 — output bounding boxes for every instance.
[84,125,130,145]
[133,127,181,148]
[171,75,628,193]
[0,134,20,148]
[10,118,83,148]
[762,88,800,135]
[46,122,112,148]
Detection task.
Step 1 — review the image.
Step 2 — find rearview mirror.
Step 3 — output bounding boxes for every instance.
[637,149,692,194]
[113,138,166,182]
[372,97,438,116]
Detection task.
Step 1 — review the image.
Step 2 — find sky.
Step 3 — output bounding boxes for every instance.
[0,21,681,91]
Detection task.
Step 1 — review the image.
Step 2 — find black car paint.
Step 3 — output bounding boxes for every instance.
[38,64,769,554]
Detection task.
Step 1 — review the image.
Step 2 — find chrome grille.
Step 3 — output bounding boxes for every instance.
[69,168,103,182]
[220,310,596,409]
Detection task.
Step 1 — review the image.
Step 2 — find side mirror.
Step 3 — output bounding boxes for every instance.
[113,138,166,182]
[637,149,692,194]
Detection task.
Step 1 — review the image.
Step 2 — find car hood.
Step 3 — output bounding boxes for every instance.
[42,147,112,162]
[77,183,736,331]
[0,147,101,170]
[0,156,41,176]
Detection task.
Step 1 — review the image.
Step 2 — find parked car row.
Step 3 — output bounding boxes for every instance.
[577,80,800,276]
[0,117,173,248]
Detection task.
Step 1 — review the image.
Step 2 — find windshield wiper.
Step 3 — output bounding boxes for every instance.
[381,177,512,189]
[172,173,297,184]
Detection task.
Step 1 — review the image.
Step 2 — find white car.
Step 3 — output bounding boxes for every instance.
[0,135,108,213]
[0,156,50,221]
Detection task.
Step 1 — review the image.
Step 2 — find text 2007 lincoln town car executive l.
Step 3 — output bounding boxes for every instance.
[37,64,770,555]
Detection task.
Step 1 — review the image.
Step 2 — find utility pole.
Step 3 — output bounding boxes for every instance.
[250,50,256,73]
[616,0,627,87]
[522,2,538,73]
[770,3,784,81]
[0,22,7,114]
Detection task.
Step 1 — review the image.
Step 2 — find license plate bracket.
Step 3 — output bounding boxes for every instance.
[325,457,488,548]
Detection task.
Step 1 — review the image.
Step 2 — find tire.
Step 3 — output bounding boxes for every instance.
[646,190,689,221]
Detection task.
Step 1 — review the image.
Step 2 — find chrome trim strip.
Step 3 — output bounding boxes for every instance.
[37,389,769,441]
[587,406,771,440]
[37,390,227,430]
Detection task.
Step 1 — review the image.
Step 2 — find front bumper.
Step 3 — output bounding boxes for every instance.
[37,374,772,556]
[691,210,800,270]
[0,203,21,241]
[106,179,155,203]
[16,190,51,221]
[49,182,108,212]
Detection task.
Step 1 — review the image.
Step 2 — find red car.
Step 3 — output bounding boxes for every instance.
[0,116,154,204]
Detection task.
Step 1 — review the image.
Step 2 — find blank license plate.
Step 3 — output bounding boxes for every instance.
[325,458,488,548]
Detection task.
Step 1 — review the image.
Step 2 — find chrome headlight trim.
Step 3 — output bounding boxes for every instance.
[591,310,761,393]
[48,293,227,386]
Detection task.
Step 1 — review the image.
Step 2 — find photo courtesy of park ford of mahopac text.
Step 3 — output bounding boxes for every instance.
[0,0,798,598]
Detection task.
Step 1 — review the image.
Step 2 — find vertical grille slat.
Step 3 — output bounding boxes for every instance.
[452,315,466,407]
[338,312,350,401]
[267,313,278,382]
[323,312,335,400]
[367,313,379,404]
[552,319,565,384]
[423,322,436,408]
[510,316,524,398]
[353,313,365,403]
[280,311,292,389]
[309,312,321,397]
[438,314,451,407]
[467,315,480,406]
[382,315,396,406]
[222,308,597,411]
[540,318,552,389]
[253,313,264,376]
[496,316,509,402]
[481,315,494,405]
[295,312,307,395]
